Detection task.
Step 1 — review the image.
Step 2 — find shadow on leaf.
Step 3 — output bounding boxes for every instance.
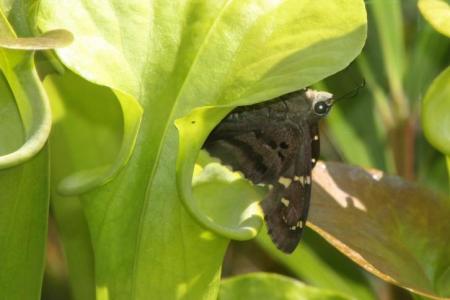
[310,161,450,300]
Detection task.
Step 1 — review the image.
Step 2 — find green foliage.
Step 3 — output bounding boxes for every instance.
[418,0,450,37]
[0,1,449,300]
[422,66,450,157]
[219,273,350,300]
[419,2,450,189]
[32,0,367,299]
[0,79,49,298]
[40,1,365,300]
[0,151,49,300]
[257,228,377,300]
[0,8,60,300]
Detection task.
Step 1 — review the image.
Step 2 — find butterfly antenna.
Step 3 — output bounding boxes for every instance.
[334,79,366,102]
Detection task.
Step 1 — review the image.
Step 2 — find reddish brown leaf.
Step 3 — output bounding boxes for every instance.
[310,161,450,300]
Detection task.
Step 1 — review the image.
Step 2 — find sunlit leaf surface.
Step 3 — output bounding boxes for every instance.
[37,0,367,298]
[0,29,73,49]
[219,273,351,300]
[418,0,450,37]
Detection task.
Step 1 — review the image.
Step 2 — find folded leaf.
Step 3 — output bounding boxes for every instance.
[37,0,367,298]
[0,11,71,169]
[0,6,56,300]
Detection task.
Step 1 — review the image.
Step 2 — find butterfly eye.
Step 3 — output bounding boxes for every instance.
[313,101,329,116]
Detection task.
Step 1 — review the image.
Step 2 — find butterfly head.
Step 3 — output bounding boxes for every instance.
[305,89,334,119]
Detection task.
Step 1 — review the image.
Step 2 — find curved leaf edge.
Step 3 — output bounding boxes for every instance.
[57,88,143,196]
[418,0,450,38]
[0,51,52,169]
[0,28,74,50]
[0,11,73,49]
[422,66,450,156]
[308,222,450,300]
[0,12,71,169]
[176,106,264,241]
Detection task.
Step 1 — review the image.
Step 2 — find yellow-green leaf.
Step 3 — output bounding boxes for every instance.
[418,0,450,37]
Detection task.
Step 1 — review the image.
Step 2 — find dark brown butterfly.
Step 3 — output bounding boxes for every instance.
[203,88,334,253]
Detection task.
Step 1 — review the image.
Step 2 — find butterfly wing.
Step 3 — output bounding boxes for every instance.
[261,122,313,253]
[310,123,320,168]
[204,109,315,253]
[204,122,299,184]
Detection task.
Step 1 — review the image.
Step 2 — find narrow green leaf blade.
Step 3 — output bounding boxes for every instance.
[369,0,408,118]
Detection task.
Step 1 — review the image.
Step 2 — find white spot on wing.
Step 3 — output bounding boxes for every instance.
[294,176,304,185]
[281,198,290,207]
[371,170,383,181]
[305,176,311,184]
[278,177,292,188]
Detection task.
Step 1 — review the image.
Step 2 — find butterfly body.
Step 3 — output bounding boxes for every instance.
[204,88,333,253]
